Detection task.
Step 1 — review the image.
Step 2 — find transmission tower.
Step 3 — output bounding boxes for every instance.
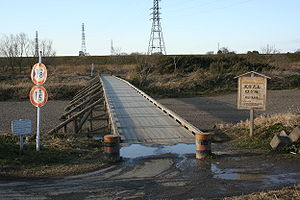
[111,40,115,55]
[79,23,87,56]
[34,31,39,57]
[148,0,166,55]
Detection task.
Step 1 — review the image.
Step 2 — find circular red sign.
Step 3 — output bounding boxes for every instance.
[29,86,48,107]
[31,63,47,85]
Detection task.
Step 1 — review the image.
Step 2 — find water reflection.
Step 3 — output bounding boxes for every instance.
[120,143,196,159]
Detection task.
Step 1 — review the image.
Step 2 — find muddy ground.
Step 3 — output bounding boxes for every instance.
[0,145,299,200]
[0,89,299,199]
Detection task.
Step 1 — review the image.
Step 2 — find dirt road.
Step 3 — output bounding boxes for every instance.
[0,101,68,134]
[1,89,299,134]
[0,89,299,199]
[159,89,300,130]
[0,145,300,199]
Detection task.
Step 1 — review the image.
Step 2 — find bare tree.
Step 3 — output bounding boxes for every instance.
[261,44,280,54]
[40,39,56,57]
[0,34,19,71]
[0,33,56,71]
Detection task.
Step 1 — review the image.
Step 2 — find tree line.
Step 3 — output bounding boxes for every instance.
[0,33,55,72]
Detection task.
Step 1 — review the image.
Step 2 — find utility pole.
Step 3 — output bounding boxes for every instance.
[148,0,166,55]
[35,31,39,57]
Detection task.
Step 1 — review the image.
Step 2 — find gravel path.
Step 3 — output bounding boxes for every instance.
[158,89,300,130]
[0,89,299,134]
[0,101,68,134]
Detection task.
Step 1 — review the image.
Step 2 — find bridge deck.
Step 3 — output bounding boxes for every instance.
[101,75,195,144]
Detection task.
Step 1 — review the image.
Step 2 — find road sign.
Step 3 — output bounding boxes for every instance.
[31,63,47,85]
[11,120,32,136]
[29,86,48,107]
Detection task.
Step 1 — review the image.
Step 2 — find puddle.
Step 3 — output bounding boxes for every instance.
[211,163,299,184]
[120,143,195,159]
[93,136,103,140]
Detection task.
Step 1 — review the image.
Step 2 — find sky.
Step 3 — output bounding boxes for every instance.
[0,0,299,56]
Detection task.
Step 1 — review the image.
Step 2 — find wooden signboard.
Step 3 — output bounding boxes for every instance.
[238,76,267,111]
[235,71,271,137]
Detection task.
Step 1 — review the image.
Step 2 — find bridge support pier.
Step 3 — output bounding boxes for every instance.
[195,133,212,159]
[103,135,121,162]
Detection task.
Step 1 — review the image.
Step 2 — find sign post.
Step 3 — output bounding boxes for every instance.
[30,51,48,151]
[235,71,271,137]
[11,120,32,151]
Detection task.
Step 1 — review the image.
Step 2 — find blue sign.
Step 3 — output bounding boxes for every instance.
[11,120,32,136]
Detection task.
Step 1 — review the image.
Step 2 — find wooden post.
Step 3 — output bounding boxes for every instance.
[63,124,67,134]
[250,109,254,137]
[249,72,254,137]
[89,110,93,131]
[73,117,78,134]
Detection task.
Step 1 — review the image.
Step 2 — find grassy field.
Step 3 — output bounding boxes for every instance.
[0,133,106,178]
[125,54,300,97]
[215,113,300,152]
[0,54,300,100]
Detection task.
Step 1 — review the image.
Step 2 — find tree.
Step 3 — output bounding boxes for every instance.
[0,33,56,71]
[217,47,235,54]
[261,44,280,54]
[40,40,56,57]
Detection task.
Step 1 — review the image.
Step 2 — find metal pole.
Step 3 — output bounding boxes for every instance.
[36,107,40,151]
[36,51,42,151]
[20,135,24,151]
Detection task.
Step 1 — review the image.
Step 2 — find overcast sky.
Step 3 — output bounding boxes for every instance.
[1,0,299,56]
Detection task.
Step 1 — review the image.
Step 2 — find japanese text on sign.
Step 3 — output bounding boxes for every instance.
[238,76,267,110]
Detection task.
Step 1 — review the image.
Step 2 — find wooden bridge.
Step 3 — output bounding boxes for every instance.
[49,75,202,144]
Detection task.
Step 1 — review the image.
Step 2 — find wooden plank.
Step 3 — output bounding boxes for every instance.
[113,75,202,135]
[99,75,118,136]
[101,75,198,144]
[60,93,102,119]
[48,99,103,135]
[65,86,102,111]
[71,81,101,103]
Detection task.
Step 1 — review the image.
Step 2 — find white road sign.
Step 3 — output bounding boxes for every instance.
[29,86,48,107]
[31,63,47,85]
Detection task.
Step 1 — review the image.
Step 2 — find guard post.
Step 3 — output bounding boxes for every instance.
[235,71,271,137]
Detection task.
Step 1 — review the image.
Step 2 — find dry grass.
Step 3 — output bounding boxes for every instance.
[49,64,135,76]
[216,113,300,150]
[0,64,136,100]
[216,185,300,200]
[218,113,300,131]
[0,133,105,178]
